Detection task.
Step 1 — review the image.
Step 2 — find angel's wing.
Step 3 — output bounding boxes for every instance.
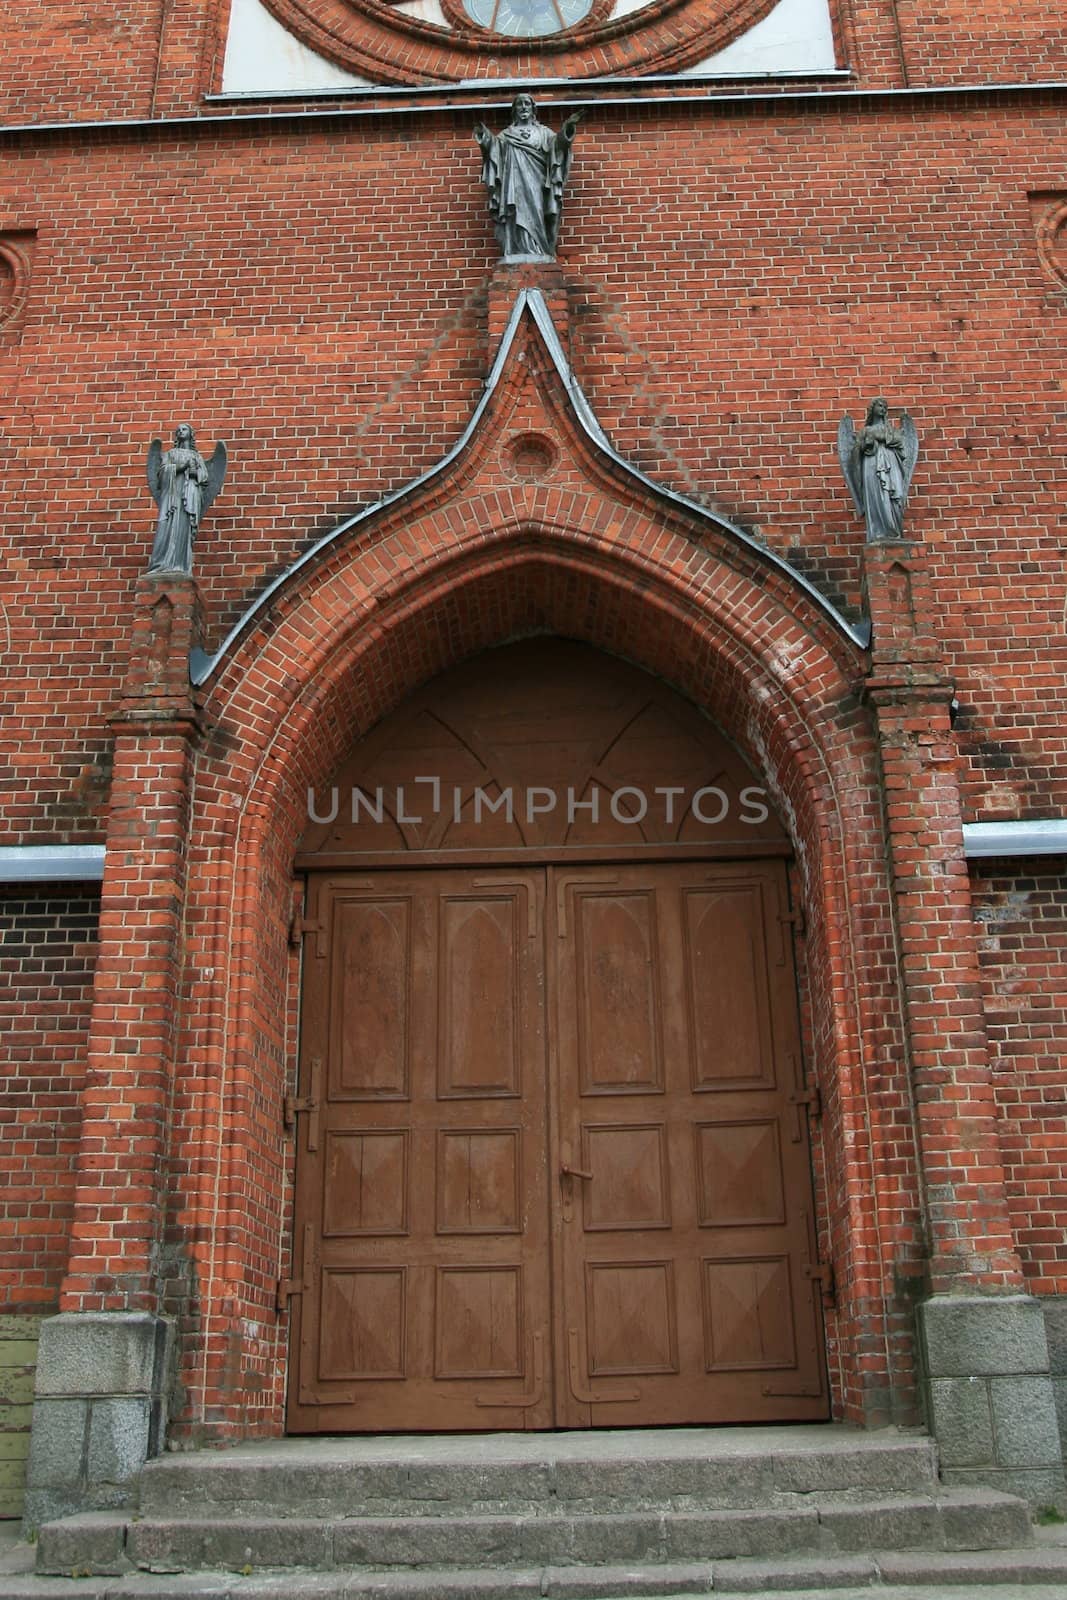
[202,440,228,512]
[146,438,163,507]
[900,412,919,501]
[837,415,863,519]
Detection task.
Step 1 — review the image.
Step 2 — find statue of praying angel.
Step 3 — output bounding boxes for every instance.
[837,398,919,542]
[146,423,227,574]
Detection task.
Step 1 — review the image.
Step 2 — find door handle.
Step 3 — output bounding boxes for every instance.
[560,1162,593,1181]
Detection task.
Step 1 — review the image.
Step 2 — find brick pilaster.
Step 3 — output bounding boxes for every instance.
[863,542,1024,1293]
[59,575,202,1314]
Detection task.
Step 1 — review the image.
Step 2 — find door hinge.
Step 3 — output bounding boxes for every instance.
[787,1081,821,1142]
[567,1327,640,1405]
[789,1085,822,1117]
[778,906,806,937]
[803,1259,836,1305]
[284,1057,322,1151]
[276,1222,314,1313]
[289,912,325,951]
[476,1329,546,1410]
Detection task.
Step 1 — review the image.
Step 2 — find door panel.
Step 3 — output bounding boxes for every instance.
[288,859,827,1432]
[551,861,828,1426]
[287,870,553,1431]
[681,882,777,1090]
[572,889,664,1094]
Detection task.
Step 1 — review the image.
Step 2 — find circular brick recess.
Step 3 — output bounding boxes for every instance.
[503,430,560,480]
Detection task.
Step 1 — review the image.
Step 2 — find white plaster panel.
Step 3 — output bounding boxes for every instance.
[222,0,836,93]
[222,0,373,92]
[394,0,452,22]
[676,0,836,75]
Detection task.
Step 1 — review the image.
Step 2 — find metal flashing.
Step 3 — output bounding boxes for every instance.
[1,79,1063,141]
[963,820,1067,860]
[190,288,868,685]
[0,846,106,882]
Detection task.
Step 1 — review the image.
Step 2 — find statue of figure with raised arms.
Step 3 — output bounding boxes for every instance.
[475,95,581,262]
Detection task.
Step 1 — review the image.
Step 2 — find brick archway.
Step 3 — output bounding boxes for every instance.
[161,514,923,1444]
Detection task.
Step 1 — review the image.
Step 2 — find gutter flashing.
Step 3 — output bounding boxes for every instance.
[0,78,1064,139]
[0,846,106,883]
[963,821,1067,859]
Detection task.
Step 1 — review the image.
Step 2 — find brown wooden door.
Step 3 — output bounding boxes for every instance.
[550,861,827,1426]
[287,869,555,1431]
[287,860,827,1432]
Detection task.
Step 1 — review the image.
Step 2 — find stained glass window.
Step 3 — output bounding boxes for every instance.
[462,0,593,36]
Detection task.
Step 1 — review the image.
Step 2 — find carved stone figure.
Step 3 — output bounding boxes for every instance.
[474,96,581,261]
[147,424,227,574]
[838,398,919,542]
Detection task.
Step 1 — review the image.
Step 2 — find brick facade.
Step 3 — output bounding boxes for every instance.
[975,862,1067,1295]
[0,888,98,1313]
[2,0,1065,1512]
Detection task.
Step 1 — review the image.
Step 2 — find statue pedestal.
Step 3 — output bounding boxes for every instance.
[488,260,569,359]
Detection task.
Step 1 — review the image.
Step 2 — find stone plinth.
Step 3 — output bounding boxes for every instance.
[920,1294,1066,1507]
[23,1312,174,1530]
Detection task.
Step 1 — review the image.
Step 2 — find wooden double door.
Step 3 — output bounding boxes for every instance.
[286,860,828,1431]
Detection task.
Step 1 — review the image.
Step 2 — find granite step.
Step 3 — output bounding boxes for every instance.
[35,1488,1033,1577]
[136,1429,941,1518]
[11,1548,1067,1597]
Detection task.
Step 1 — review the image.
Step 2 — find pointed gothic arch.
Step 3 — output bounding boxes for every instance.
[153,292,923,1441]
[162,505,922,1441]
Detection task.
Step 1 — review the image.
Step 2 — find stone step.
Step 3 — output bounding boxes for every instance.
[11,1547,1067,1597]
[138,1429,940,1518]
[35,1489,1033,1577]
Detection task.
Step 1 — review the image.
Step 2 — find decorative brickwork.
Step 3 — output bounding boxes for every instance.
[58,301,929,1441]
[244,0,785,85]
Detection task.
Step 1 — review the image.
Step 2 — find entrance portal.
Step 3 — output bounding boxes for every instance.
[286,641,828,1431]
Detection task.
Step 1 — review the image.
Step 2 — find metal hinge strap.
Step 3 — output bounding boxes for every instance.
[803,1259,836,1304]
[283,1057,322,1151]
[289,912,325,952]
[787,1078,821,1142]
[567,1327,640,1405]
[276,1222,315,1313]
[789,1085,822,1116]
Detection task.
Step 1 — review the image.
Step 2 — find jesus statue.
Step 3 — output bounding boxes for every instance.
[474,95,582,262]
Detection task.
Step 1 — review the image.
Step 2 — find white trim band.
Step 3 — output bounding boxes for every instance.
[0,846,106,882]
[963,821,1067,859]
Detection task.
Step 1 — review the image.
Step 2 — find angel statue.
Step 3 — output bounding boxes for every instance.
[146,423,227,574]
[474,95,582,261]
[838,398,919,542]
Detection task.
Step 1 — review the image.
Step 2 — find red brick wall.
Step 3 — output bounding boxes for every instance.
[0,3,163,126]
[975,862,1067,1296]
[1,96,1064,856]
[897,3,1067,87]
[0,886,98,1312]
